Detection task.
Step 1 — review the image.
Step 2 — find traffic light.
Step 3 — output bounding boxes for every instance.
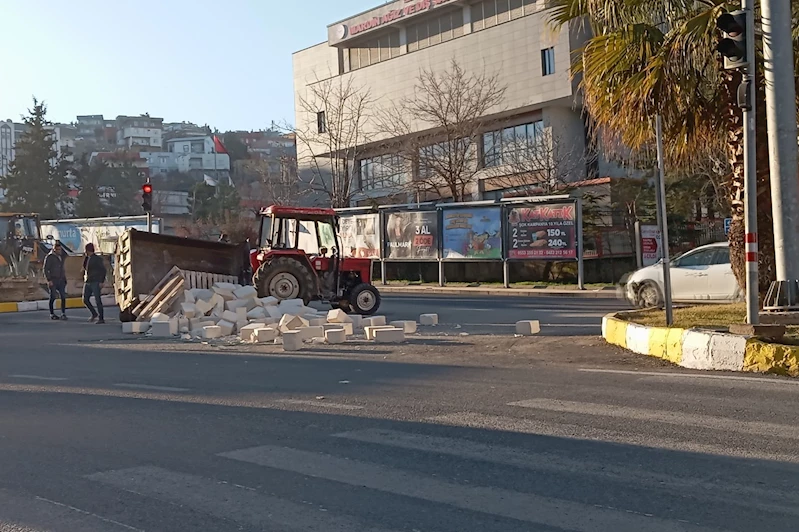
[142,182,153,213]
[716,10,749,70]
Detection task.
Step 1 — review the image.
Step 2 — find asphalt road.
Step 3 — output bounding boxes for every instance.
[1,295,799,532]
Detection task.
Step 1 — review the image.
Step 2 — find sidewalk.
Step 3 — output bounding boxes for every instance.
[378,284,619,299]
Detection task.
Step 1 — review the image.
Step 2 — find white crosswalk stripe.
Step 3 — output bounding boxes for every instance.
[219,444,719,532]
[86,465,400,532]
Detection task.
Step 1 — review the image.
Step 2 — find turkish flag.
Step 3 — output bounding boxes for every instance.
[213,135,228,154]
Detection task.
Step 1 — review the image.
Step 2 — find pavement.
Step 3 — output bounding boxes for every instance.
[378,284,619,298]
[1,294,799,531]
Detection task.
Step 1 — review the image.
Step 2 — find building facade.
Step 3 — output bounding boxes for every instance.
[115,115,163,148]
[141,136,230,177]
[293,0,624,206]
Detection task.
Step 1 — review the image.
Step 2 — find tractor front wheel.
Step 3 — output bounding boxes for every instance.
[254,257,315,304]
[347,283,381,315]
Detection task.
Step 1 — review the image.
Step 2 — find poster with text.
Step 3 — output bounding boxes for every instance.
[442,207,502,259]
[385,211,438,260]
[507,203,577,259]
[339,214,380,258]
[641,225,662,266]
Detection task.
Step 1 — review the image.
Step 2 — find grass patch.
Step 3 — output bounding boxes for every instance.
[625,304,746,329]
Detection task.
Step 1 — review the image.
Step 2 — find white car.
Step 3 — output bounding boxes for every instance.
[625,242,742,308]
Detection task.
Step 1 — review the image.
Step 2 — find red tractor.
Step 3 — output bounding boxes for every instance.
[250,206,381,315]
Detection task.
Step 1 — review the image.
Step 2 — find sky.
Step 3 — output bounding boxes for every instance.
[0,0,378,131]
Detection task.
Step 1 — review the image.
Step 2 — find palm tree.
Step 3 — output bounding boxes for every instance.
[547,0,799,298]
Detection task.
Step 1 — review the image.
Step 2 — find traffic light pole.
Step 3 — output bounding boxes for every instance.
[655,115,673,326]
[742,0,758,324]
[761,0,799,311]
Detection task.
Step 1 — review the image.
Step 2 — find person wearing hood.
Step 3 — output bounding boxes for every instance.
[82,243,107,324]
[43,241,68,320]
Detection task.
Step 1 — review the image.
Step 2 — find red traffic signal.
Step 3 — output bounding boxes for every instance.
[142,182,153,213]
[142,183,153,194]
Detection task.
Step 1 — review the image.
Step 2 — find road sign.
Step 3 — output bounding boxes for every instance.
[724,218,732,235]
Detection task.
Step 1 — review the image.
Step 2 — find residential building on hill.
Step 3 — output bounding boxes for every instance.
[115,115,163,148]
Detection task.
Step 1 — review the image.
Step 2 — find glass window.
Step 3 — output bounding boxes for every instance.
[482,120,544,167]
[318,221,337,251]
[453,9,465,37]
[472,1,485,31]
[713,248,731,265]
[441,12,453,41]
[497,0,511,23]
[317,111,327,134]
[511,0,524,19]
[484,0,497,27]
[676,249,716,267]
[359,154,407,191]
[260,215,273,248]
[417,21,429,49]
[541,47,555,76]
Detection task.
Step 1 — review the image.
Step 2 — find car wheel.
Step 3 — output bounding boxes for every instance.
[636,281,663,308]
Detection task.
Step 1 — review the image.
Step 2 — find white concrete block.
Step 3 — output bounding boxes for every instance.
[236,307,248,322]
[180,303,197,319]
[282,330,303,351]
[202,326,222,339]
[420,314,439,326]
[325,328,347,344]
[233,285,257,300]
[297,306,317,317]
[217,320,235,336]
[374,327,405,343]
[350,315,364,328]
[213,282,237,292]
[258,296,279,307]
[210,293,225,313]
[279,314,308,333]
[221,310,239,324]
[390,321,417,334]
[369,315,387,326]
[327,309,353,323]
[183,290,196,304]
[150,312,170,323]
[308,317,327,327]
[213,288,236,301]
[324,322,354,336]
[625,324,651,355]
[515,320,541,336]
[151,321,174,337]
[36,300,50,311]
[708,333,746,372]
[365,325,395,340]
[265,306,283,320]
[300,326,326,341]
[194,298,214,316]
[254,327,278,343]
[17,301,38,312]
[247,307,267,320]
[239,323,265,342]
[122,322,150,334]
[192,289,214,302]
[178,317,189,333]
[280,298,305,308]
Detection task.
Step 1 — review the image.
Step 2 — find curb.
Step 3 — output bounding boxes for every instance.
[379,286,617,298]
[602,312,799,377]
[0,296,116,314]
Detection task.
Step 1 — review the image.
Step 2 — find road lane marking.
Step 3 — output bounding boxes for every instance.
[9,375,69,381]
[425,412,799,463]
[87,466,399,532]
[220,445,717,532]
[333,428,799,515]
[113,383,189,392]
[35,497,144,532]
[508,398,799,440]
[579,368,799,385]
[276,399,364,410]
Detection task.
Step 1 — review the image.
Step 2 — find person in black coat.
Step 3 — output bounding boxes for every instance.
[82,243,107,324]
[43,241,68,320]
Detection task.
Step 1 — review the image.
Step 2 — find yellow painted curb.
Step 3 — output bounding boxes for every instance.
[648,327,685,365]
[65,298,84,309]
[604,317,629,349]
[744,339,799,377]
[0,302,18,313]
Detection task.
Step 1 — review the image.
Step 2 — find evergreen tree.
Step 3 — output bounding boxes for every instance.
[0,99,69,217]
[104,162,141,216]
[72,154,106,218]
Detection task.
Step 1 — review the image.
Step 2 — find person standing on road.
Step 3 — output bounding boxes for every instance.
[82,243,106,324]
[44,241,68,321]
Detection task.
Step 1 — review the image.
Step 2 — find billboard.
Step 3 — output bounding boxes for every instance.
[41,217,161,255]
[641,225,662,266]
[442,207,502,259]
[507,203,577,259]
[339,213,380,258]
[385,211,438,260]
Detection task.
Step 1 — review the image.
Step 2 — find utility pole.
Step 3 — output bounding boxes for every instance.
[655,116,673,325]
[742,0,759,324]
[761,0,799,311]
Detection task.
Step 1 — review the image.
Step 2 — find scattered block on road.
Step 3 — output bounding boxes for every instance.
[365,325,395,340]
[150,312,170,323]
[374,327,405,343]
[180,303,197,319]
[299,326,326,341]
[122,322,150,334]
[202,325,222,339]
[191,289,214,302]
[325,322,354,335]
[178,317,189,333]
[420,314,439,326]
[368,315,387,326]
[279,314,308,334]
[213,282,237,291]
[325,328,347,344]
[282,330,303,351]
[151,321,174,337]
[349,315,364,328]
[210,294,226,314]
[390,320,417,334]
[233,285,257,300]
[239,323,265,342]
[308,317,327,327]
[257,296,279,307]
[247,307,267,320]
[217,320,235,336]
[265,306,283,320]
[194,298,214,316]
[327,309,353,324]
[254,327,278,343]
[221,310,239,324]
[515,320,541,336]
[236,307,248,321]
[183,290,196,304]
[213,288,236,301]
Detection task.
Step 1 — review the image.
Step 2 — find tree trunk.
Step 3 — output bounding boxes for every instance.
[723,72,775,302]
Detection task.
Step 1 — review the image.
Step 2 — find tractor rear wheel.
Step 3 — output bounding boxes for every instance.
[254,257,315,304]
[347,283,381,315]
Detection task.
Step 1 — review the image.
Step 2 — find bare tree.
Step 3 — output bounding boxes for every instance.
[235,157,305,214]
[376,60,506,202]
[292,75,373,208]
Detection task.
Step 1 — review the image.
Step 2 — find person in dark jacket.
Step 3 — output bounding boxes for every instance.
[82,243,107,324]
[43,241,68,320]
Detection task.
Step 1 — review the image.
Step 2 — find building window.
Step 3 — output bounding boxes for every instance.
[541,47,555,76]
[408,9,464,52]
[317,111,327,134]
[348,30,400,71]
[358,154,407,191]
[472,0,540,32]
[482,121,545,168]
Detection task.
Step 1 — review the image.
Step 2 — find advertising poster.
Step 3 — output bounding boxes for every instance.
[507,203,577,259]
[442,207,502,259]
[41,217,161,255]
[339,214,380,258]
[385,211,438,260]
[641,225,662,266]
